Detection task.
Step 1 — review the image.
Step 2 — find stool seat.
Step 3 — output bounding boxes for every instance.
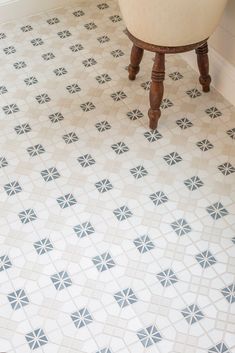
[119,0,227,47]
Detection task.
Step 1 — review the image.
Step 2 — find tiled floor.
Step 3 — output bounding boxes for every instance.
[0,1,235,352]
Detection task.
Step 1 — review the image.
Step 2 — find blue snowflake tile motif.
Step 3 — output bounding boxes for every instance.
[24,76,38,86]
[34,238,53,255]
[176,117,193,129]
[181,304,204,324]
[114,288,138,308]
[70,43,84,52]
[195,250,217,268]
[208,342,231,353]
[134,235,155,254]
[14,123,31,135]
[13,61,27,69]
[206,202,229,220]
[3,103,19,115]
[21,25,33,32]
[57,30,71,39]
[7,289,29,310]
[110,91,127,101]
[0,157,8,168]
[130,165,148,179]
[97,35,110,44]
[25,328,48,350]
[111,49,124,58]
[221,283,235,304]
[127,109,144,120]
[4,181,22,196]
[77,154,95,167]
[184,176,204,191]
[163,152,182,166]
[41,167,60,182]
[66,84,81,94]
[80,101,96,112]
[150,191,168,206]
[73,10,85,17]
[0,85,8,95]
[95,120,111,132]
[73,221,95,238]
[111,141,129,154]
[186,88,202,98]
[0,255,12,272]
[144,130,163,142]
[227,128,235,140]
[51,271,72,290]
[18,209,37,224]
[196,139,214,151]
[109,15,122,23]
[31,38,44,46]
[205,107,222,119]
[218,162,235,176]
[84,22,97,30]
[63,132,79,144]
[171,218,192,236]
[96,73,111,84]
[96,349,112,353]
[42,52,55,61]
[27,144,45,157]
[56,193,77,209]
[141,81,151,91]
[49,112,64,123]
[71,308,93,328]
[161,98,173,109]
[0,32,6,39]
[3,46,16,55]
[35,93,51,104]
[95,179,113,193]
[82,57,97,67]
[97,3,109,10]
[169,71,183,81]
[156,268,178,287]
[137,325,162,347]
[54,67,67,76]
[92,252,115,272]
[113,205,132,221]
[47,17,60,25]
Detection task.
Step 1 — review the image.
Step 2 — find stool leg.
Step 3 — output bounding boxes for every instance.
[148,52,165,130]
[128,44,144,80]
[195,42,211,92]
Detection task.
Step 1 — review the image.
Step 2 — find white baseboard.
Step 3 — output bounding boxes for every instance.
[181,46,235,107]
[0,0,76,22]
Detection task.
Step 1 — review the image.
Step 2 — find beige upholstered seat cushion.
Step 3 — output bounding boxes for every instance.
[118,0,227,47]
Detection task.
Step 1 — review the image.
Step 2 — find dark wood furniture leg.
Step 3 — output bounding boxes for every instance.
[148,53,165,130]
[195,42,211,92]
[128,44,144,80]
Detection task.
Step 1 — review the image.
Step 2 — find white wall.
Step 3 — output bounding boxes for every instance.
[210,0,235,66]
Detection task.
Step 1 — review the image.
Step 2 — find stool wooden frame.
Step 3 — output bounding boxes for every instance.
[126,29,211,129]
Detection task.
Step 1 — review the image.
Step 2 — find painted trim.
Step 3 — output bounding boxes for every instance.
[181,46,235,106]
[0,0,77,22]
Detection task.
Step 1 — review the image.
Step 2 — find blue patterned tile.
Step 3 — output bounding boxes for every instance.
[25,328,48,350]
[92,252,115,272]
[51,271,72,290]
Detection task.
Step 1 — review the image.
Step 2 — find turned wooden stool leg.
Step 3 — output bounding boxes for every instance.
[195,42,211,92]
[148,52,165,130]
[128,44,144,80]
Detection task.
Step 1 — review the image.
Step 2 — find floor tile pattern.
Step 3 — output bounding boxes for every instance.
[0,0,235,352]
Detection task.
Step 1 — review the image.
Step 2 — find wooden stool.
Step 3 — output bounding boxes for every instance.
[127,31,211,130]
[118,0,227,129]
